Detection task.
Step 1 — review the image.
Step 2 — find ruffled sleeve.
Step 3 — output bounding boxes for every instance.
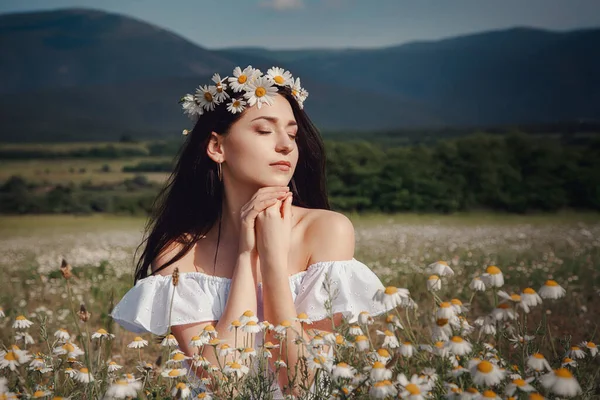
[293,258,392,324]
[110,273,230,335]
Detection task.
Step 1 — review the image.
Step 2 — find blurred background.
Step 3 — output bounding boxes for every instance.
[0,1,599,340]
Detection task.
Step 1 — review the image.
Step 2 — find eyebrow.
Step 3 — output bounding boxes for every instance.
[251,116,297,126]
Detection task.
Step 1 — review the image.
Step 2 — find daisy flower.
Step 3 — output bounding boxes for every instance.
[161,368,187,378]
[426,260,455,276]
[127,337,148,349]
[396,373,431,400]
[447,336,473,356]
[376,329,399,349]
[482,265,504,288]
[240,347,256,360]
[105,379,142,398]
[469,359,506,386]
[561,357,577,367]
[161,334,178,347]
[538,280,566,299]
[527,353,552,372]
[462,388,481,399]
[240,310,258,325]
[521,288,543,308]
[172,382,192,399]
[274,359,287,369]
[373,286,410,309]
[32,389,52,398]
[358,311,374,325]
[29,357,45,370]
[580,340,598,356]
[528,394,546,400]
[211,73,230,103]
[540,368,582,397]
[354,335,370,351]
[506,377,536,396]
[189,335,206,347]
[470,276,486,291]
[434,341,452,359]
[368,361,392,381]
[0,307,4,317]
[266,67,293,86]
[437,302,456,320]
[348,325,363,336]
[167,350,191,365]
[0,350,20,371]
[12,315,33,329]
[228,65,258,92]
[107,360,123,372]
[243,76,278,109]
[450,298,468,314]
[202,324,218,339]
[450,365,468,378]
[15,331,34,345]
[386,314,404,331]
[180,93,203,119]
[295,312,312,324]
[480,390,501,400]
[195,85,219,112]
[369,380,397,399]
[241,320,263,334]
[491,303,518,321]
[566,346,586,359]
[223,361,250,378]
[91,328,115,340]
[373,348,392,363]
[191,355,210,368]
[474,315,497,335]
[74,367,94,383]
[226,98,246,114]
[54,328,71,342]
[274,320,292,334]
[53,342,85,358]
[332,362,356,380]
[399,341,416,358]
[427,275,442,292]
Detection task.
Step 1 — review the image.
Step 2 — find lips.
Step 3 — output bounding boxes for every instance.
[271,161,291,167]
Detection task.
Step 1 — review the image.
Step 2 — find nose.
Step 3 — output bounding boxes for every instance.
[275,131,294,154]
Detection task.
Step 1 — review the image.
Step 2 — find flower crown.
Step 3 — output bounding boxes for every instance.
[179,65,308,126]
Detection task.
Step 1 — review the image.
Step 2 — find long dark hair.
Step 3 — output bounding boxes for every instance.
[133,85,330,283]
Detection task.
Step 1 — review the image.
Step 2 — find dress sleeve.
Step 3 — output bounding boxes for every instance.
[110,273,230,335]
[293,258,393,324]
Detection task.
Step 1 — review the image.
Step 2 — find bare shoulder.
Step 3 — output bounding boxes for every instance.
[150,238,198,276]
[301,208,355,264]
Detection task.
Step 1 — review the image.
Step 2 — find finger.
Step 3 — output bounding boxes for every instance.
[283,193,293,219]
[241,191,289,213]
[241,198,280,225]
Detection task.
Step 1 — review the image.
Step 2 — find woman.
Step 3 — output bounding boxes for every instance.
[111,65,393,397]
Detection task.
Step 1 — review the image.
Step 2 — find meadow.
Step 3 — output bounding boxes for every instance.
[1,212,599,398]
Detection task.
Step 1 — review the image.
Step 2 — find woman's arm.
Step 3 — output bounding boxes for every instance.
[261,209,355,395]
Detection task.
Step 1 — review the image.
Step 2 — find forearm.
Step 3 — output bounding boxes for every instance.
[201,252,257,362]
[261,259,315,395]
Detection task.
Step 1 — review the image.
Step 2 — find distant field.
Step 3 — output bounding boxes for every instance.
[0,156,170,184]
[0,141,151,152]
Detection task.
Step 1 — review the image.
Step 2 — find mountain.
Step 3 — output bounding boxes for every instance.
[0,8,599,142]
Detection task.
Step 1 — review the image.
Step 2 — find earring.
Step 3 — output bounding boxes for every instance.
[217,163,222,182]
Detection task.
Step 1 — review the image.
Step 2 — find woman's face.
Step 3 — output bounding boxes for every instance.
[220,93,299,187]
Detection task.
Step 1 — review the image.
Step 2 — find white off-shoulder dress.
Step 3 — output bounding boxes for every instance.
[111,258,392,398]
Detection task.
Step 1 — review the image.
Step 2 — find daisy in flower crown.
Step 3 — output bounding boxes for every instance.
[111,63,394,397]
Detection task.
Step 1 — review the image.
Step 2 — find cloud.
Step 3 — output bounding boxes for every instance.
[259,0,304,11]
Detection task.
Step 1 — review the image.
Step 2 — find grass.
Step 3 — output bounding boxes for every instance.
[0,212,599,397]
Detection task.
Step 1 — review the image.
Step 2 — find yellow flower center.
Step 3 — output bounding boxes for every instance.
[134,336,144,341]
[533,353,545,359]
[482,390,497,398]
[280,320,291,327]
[297,312,309,319]
[335,335,344,344]
[237,75,247,84]
[176,382,187,389]
[96,328,108,334]
[255,87,266,97]
[337,362,349,368]
[451,336,464,343]
[243,310,255,317]
[523,288,536,294]
[555,368,573,378]
[80,368,89,373]
[64,343,75,352]
[232,100,240,107]
[313,356,324,364]
[168,369,180,376]
[292,89,298,96]
[172,353,186,361]
[514,378,526,386]
[377,348,390,357]
[384,330,394,336]
[355,335,367,342]
[4,352,16,361]
[204,325,215,332]
[384,286,398,295]
[588,342,597,348]
[428,275,439,280]
[33,391,46,397]
[438,260,448,265]
[510,294,521,301]
[274,76,285,84]
[16,315,26,320]
[246,320,257,326]
[216,86,223,93]
[372,361,385,369]
[486,266,501,274]
[440,302,451,308]
[243,348,254,353]
[498,303,511,309]
[203,92,213,102]
[451,299,463,305]
[191,335,201,341]
[109,361,116,365]
[466,388,479,394]
[434,341,444,348]
[529,394,544,400]
[477,361,493,373]
[406,383,421,394]
[436,318,449,326]
[403,341,412,346]
[545,280,558,287]
[571,346,580,351]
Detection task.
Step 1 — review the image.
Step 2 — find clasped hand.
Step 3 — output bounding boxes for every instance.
[238,186,293,274]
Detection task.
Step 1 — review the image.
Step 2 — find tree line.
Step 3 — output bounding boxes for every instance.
[1,132,598,214]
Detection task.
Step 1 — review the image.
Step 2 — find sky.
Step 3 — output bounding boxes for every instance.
[1,0,599,50]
